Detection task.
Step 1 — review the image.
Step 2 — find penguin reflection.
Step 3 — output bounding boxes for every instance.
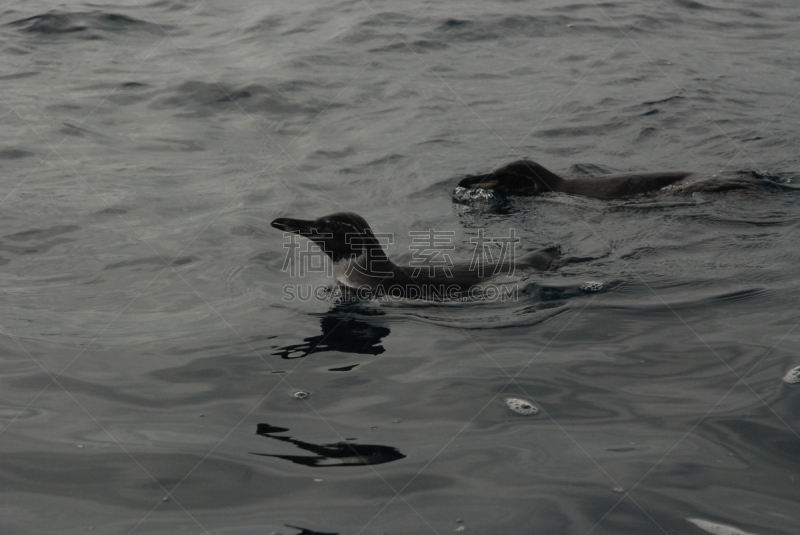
[272,304,390,359]
[284,525,338,535]
[252,423,406,467]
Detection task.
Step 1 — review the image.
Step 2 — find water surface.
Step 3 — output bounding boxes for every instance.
[1,1,799,534]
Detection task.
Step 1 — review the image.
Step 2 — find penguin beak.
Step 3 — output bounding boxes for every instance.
[457,173,498,190]
[270,217,319,234]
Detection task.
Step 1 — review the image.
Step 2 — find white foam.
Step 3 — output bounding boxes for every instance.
[686,518,759,535]
[452,186,497,202]
[782,366,800,384]
[504,397,538,415]
[580,281,603,292]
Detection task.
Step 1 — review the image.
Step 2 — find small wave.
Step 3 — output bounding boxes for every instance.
[9,11,168,38]
[0,225,81,256]
[150,81,333,118]
[430,14,587,41]
[102,256,197,271]
[0,148,33,159]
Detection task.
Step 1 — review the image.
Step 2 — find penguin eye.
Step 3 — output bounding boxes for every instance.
[328,221,341,233]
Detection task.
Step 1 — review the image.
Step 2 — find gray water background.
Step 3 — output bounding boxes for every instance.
[1,0,799,534]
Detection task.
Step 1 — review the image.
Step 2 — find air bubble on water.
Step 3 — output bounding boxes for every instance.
[504,397,538,415]
[292,391,310,400]
[580,281,603,292]
[782,366,800,384]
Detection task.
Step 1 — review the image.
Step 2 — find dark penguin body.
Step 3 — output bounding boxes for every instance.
[271,212,558,299]
[457,159,764,199]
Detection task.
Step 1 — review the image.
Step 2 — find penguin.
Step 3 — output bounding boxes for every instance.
[271,212,558,299]
[457,159,765,199]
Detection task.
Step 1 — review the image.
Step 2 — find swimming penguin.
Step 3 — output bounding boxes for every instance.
[457,159,765,199]
[271,212,559,299]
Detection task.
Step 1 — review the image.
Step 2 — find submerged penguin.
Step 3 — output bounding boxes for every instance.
[457,159,765,199]
[271,212,558,299]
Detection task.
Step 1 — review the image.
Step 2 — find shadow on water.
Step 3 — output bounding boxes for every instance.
[272,304,390,360]
[284,525,339,535]
[252,423,406,467]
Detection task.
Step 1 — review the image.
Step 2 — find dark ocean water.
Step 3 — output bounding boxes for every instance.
[1,1,799,534]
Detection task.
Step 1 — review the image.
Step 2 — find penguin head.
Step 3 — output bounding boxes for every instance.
[458,159,561,195]
[271,212,384,262]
